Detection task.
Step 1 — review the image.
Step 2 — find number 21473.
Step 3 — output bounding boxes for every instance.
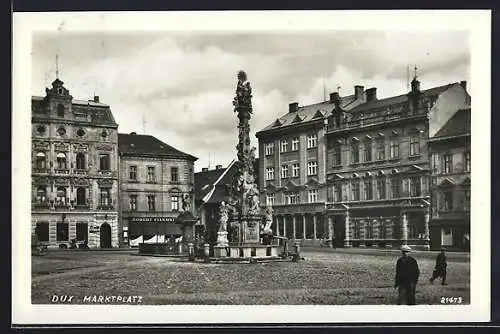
[440,297,463,304]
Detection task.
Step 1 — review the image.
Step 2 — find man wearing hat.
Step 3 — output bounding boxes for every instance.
[394,245,420,305]
[430,247,447,285]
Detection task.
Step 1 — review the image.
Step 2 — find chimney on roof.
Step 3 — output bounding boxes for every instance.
[460,80,467,91]
[329,92,340,103]
[130,132,137,135]
[202,167,209,172]
[94,96,99,103]
[366,88,377,102]
[354,85,364,100]
[215,165,222,170]
[289,102,299,113]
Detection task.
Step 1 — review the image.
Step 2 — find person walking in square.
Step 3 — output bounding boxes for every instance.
[394,245,420,305]
[430,247,447,285]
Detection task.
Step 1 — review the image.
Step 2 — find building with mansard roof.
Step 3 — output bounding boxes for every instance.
[31,78,119,248]
[118,132,197,247]
[256,77,470,249]
[428,108,471,251]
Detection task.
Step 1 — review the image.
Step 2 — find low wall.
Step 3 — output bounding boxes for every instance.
[138,243,186,256]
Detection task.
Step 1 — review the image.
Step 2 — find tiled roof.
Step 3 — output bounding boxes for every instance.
[194,168,227,201]
[433,108,471,138]
[118,133,198,160]
[258,82,462,134]
[31,95,118,127]
[259,94,358,132]
[349,83,455,113]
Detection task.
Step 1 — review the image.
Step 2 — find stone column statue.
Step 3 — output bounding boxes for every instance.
[217,201,229,247]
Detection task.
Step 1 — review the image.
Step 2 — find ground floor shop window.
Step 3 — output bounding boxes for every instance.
[35,222,49,242]
[441,227,453,246]
[316,218,325,239]
[76,222,88,241]
[285,218,294,239]
[306,218,314,239]
[57,222,69,242]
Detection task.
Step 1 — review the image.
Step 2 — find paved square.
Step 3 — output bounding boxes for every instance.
[32,249,470,305]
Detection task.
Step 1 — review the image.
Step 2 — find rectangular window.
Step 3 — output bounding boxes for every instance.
[129,195,137,211]
[364,142,372,162]
[333,145,341,166]
[443,154,453,174]
[280,139,288,153]
[56,222,69,242]
[266,167,275,180]
[36,153,46,169]
[285,192,299,205]
[376,140,385,160]
[391,179,401,199]
[307,161,318,176]
[410,176,421,197]
[265,142,275,156]
[129,166,137,181]
[171,167,179,182]
[35,222,49,242]
[76,222,88,241]
[379,223,386,239]
[171,195,179,211]
[99,154,110,171]
[99,188,111,207]
[352,182,360,201]
[377,179,386,199]
[464,151,471,172]
[307,133,317,149]
[334,183,342,202]
[281,165,289,179]
[147,166,156,182]
[432,153,439,173]
[351,143,359,163]
[365,223,374,239]
[364,180,373,200]
[266,194,275,206]
[409,137,420,156]
[148,195,156,212]
[354,221,361,239]
[308,189,318,203]
[389,140,399,159]
[292,163,300,177]
[292,137,299,151]
[444,191,453,210]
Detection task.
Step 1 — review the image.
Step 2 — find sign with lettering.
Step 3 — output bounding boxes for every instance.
[130,217,176,223]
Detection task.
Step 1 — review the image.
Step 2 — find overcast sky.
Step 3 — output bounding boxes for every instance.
[31,31,470,171]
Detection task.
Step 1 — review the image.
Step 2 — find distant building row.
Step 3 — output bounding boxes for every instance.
[254,76,470,251]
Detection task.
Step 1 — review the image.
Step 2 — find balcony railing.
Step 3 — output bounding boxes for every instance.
[74,204,91,210]
[98,170,113,176]
[97,204,115,210]
[54,168,70,175]
[73,169,88,176]
[33,168,50,174]
[33,201,51,209]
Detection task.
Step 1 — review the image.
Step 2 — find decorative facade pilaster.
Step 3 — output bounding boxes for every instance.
[313,214,317,240]
[401,211,408,245]
[328,216,334,248]
[302,214,306,239]
[344,211,351,248]
[424,209,430,250]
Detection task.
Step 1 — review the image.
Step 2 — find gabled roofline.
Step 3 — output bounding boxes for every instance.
[202,159,236,203]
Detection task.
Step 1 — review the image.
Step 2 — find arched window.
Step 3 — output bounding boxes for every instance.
[56,187,66,206]
[35,152,46,169]
[36,187,46,203]
[76,187,86,206]
[76,153,85,170]
[57,104,65,117]
[56,152,67,169]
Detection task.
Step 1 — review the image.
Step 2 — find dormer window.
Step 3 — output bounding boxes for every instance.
[58,88,63,95]
[57,104,64,117]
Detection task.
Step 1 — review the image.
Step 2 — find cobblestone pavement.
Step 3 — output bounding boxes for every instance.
[31,249,470,305]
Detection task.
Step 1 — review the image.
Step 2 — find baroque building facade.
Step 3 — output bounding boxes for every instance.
[257,77,470,248]
[428,108,471,251]
[31,78,119,248]
[118,132,197,247]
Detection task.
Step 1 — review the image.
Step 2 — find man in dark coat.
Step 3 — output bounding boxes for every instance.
[430,247,447,285]
[395,245,420,305]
